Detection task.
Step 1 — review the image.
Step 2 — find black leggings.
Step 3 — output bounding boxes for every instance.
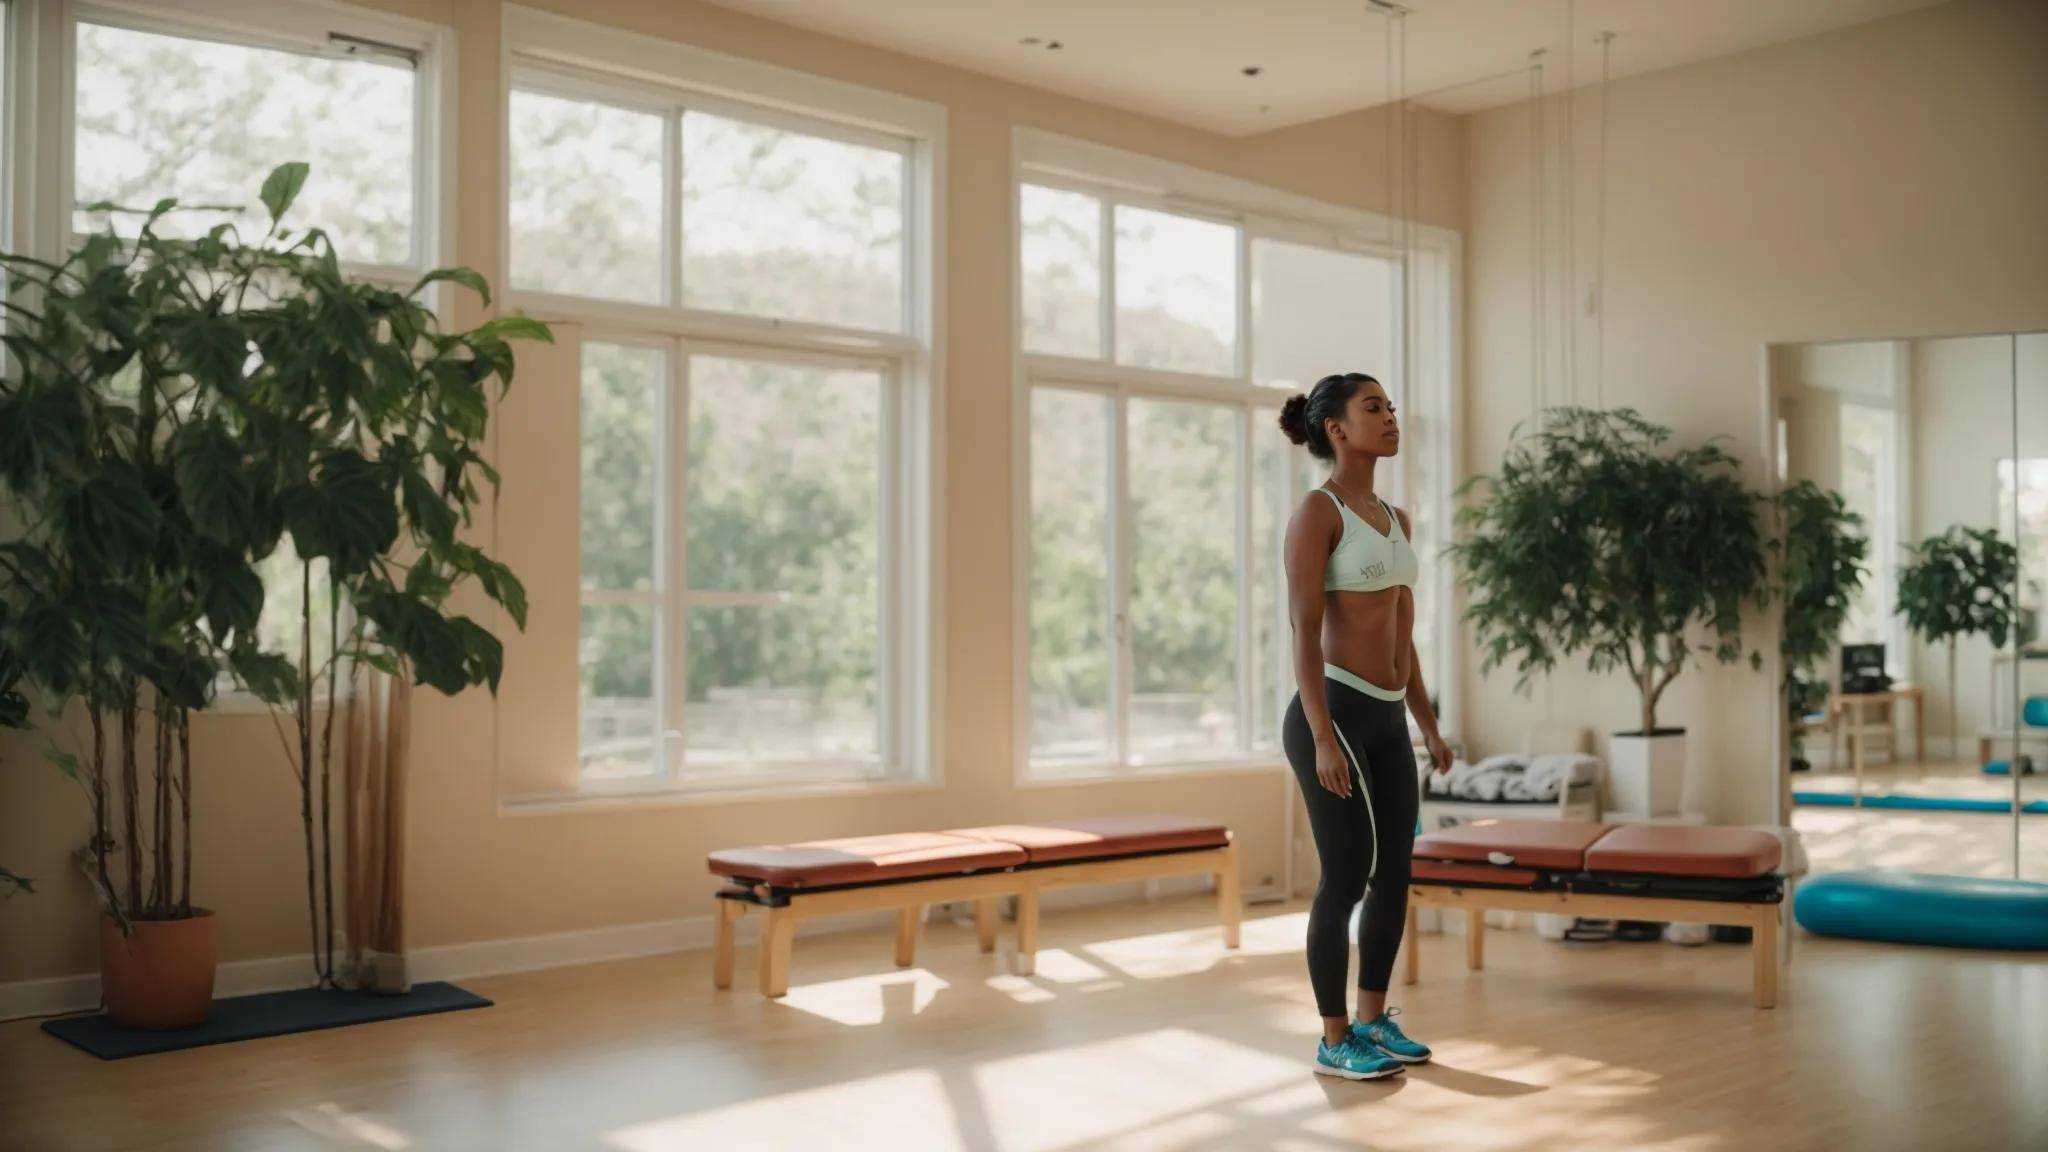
[1282,680,1418,1019]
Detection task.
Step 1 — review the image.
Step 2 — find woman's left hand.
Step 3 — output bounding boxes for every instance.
[1424,733,1453,774]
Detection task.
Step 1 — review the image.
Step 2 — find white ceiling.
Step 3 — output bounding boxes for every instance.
[707,0,1948,135]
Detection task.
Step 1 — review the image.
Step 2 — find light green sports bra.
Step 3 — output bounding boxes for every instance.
[1319,487,1419,594]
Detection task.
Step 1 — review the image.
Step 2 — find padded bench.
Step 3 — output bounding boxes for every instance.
[1404,819,1785,1008]
[708,815,1239,996]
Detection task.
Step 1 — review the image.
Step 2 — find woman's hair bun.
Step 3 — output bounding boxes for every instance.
[1278,394,1312,445]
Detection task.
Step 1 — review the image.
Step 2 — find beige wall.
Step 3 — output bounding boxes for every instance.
[1,0,1465,983]
[1460,0,2048,821]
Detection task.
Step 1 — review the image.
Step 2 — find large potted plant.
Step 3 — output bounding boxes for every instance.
[0,162,543,1017]
[195,163,542,989]
[1896,525,2019,753]
[0,221,235,1028]
[1776,482,1869,772]
[1455,407,1770,815]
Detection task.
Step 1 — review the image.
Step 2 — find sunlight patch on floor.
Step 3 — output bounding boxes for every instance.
[984,973,1056,1004]
[605,1068,963,1152]
[282,1102,411,1150]
[972,1027,1300,1152]
[775,968,949,1025]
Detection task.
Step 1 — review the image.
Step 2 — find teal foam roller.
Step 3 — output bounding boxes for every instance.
[2028,696,2048,728]
[1795,871,2048,950]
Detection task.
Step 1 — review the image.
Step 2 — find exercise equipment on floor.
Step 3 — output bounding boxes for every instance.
[1793,871,2048,951]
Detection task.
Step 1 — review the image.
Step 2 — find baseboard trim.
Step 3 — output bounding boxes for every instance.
[4,879,1277,1022]
[0,950,330,1023]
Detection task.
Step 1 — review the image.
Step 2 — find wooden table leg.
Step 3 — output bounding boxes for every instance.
[1015,888,1040,976]
[1851,701,1865,806]
[895,905,922,968]
[974,898,998,954]
[1753,907,1780,1010]
[1913,690,1924,764]
[1402,900,1420,986]
[1215,843,1242,949]
[713,899,746,990]
[760,906,798,998]
[1466,908,1485,971]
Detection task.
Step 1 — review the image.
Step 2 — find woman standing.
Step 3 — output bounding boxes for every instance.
[1279,371,1452,1081]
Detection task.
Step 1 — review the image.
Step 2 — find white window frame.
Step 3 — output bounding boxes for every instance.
[30,0,454,711]
[1012,128,1461,785]
[503,5,944,800]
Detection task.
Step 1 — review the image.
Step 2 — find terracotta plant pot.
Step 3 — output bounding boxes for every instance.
[99,909,217,1030]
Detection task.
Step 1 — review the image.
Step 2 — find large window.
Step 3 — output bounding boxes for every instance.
[509,72,910,336]
[64,4,440,694]
[508,34,936,789]
[1019,165,1453,777]
[75,16,423,268]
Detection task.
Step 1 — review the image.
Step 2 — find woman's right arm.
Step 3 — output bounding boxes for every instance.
[1284,494,1353,798]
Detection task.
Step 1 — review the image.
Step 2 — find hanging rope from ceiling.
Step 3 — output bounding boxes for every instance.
[1594,30,1616,409]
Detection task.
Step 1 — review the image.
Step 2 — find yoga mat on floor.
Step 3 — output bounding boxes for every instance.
[1792,791,2048,814]
[42,981,491,1060]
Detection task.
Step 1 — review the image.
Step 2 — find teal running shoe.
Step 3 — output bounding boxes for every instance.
[1313,1035,1405,1081]
[1353,1007,1431,1064]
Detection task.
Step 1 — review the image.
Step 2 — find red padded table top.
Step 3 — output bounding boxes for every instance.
[947,815,1231,863]
[1583,824,1782,878]
[1411,819,1783,878]
[708,832,1028,888]
[1412,820,1615,869]
[1412,858,1544,887]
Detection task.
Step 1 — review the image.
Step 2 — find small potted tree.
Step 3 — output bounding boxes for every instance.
[1896,525,2019,754]
[1776,482,1869,772]
[1455,407,1770,815]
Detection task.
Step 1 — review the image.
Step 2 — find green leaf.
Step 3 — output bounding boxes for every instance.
[259,162,311,226]
[410,267,491,307]
[283,450,400,574]
[229,644,299,705]
[175,420,260,546]
[62,460,161,572]
[200,553,265,644]
[473,313,553,345]
[401,470,459,545]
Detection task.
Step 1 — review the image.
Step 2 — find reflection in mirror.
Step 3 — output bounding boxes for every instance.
[1771,335,2033,881]
[2015,334,2048,881]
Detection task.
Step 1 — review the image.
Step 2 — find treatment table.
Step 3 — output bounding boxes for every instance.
[1404,819,1786,1008]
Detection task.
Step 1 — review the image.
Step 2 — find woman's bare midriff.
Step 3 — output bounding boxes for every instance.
[1321,586,1413,695]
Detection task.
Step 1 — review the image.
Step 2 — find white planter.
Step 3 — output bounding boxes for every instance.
[1608,731,1687,816]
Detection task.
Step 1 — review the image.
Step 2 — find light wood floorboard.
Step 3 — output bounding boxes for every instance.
[5,895,2045,1152]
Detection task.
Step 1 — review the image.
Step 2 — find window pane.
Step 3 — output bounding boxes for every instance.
[682,111,904,332]
[75,23,415,265]
[509,89,665,304]
[217,535,334,697]
[1252,239,1395,393]
[581,343,665,592]
[580,603,658,778]
[1030,388,1114,764]
[684,356,881,770]
[1250,420,1291,753]
[1115,207,1237,376]
[1128,399,1240,761]
[1021,185,1100,357]
[683,603,877,776]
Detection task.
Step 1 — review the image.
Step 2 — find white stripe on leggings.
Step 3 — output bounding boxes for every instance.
[1330,724,1378,882]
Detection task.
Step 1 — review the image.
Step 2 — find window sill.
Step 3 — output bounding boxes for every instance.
[1018,756,1288,788]
[498,772,941,815]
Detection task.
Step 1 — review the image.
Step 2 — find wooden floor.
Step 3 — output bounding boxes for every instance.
[5,896,2045,1152]
[1799,755,2046,803]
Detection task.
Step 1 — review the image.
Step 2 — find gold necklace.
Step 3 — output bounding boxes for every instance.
[1325,476,1388,533]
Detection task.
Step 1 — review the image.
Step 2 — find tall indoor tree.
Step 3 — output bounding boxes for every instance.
[1896,525,2020,749]
[1454,406,1771,736]
[1776,481,1870,768]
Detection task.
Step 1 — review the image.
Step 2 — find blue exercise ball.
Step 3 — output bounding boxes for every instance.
[1795,871,2048,951]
